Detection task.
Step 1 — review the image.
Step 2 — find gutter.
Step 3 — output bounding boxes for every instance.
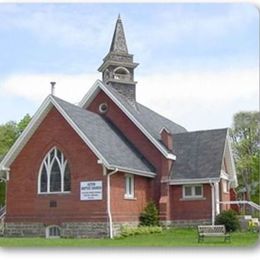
[168,177,220,185]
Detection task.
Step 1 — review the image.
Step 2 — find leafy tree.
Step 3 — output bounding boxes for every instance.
[0,121,17,158]
[17,114,31,136]
[0,114,31,205]
[230,111,260,205]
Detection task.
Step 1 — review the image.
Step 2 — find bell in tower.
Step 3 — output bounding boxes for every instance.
[98,15,139,102]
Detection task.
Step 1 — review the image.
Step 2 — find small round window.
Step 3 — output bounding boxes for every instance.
[99,103,108,114]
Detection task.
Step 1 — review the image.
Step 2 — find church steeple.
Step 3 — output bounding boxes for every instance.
[109,14,128,53]
[98,15,139,102]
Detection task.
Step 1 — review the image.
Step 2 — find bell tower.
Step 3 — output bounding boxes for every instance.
[98,15,139,102]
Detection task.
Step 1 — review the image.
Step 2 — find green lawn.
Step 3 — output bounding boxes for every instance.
[0,228,259,247]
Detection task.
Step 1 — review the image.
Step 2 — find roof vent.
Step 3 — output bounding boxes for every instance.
[50,82,56,95]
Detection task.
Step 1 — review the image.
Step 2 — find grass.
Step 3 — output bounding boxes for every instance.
[0,228,259,247]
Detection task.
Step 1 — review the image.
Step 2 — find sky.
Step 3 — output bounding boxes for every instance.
[0,3,259,131]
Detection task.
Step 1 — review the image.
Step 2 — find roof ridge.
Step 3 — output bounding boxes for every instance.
[137,102,187,131]
[52,95,103,118]
[173,127,229,135]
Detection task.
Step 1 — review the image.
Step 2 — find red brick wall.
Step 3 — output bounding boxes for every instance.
[169,184,212,220]
[6,107,108,225]
[110,172,152,222]
[220,179,230,211]
[230,188,239,213]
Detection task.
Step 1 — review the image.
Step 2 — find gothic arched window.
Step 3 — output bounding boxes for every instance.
[38,147,71,194]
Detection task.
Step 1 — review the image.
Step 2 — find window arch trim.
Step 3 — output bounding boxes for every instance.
[38,147,71,194]
[46,225,61,239]
[113,66,130,75]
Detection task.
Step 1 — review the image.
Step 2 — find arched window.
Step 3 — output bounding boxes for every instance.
[113,67,130,80]
[46,225,61,238]
[38,147,71,194]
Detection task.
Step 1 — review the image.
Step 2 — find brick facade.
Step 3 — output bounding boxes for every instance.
[5,107,153,237]
[110,172,151,222]
[6,108,107,225]
[169,184,212,221]
[220,179,231,211]
[87,90,165,204]
[3,96,232,238]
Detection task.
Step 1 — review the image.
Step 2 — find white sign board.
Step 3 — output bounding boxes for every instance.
[80,181,102,200]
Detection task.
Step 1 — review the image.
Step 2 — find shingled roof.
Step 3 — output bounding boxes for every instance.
[171,128,228,180]
[53,96,155,175]
[104,83,187,138]
[80,80,187,159]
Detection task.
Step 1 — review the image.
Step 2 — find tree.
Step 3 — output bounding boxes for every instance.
[0,121,17,160]
[230,111,260,205]
[17,114,31,136]
[139,201,160,226]
[0,114,31,206]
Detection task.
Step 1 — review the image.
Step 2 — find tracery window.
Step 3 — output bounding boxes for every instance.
[38,147,71,194]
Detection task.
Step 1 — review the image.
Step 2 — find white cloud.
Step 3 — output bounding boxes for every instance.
[129,4,258,57]
[1,73,100,104]
[1,67,258,131]
[137,68,259,130]
[0,4,112,49]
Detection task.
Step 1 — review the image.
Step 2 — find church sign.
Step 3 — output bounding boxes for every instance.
[80,181,103,200]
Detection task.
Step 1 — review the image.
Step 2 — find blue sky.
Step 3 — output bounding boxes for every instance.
[0,3,259,131]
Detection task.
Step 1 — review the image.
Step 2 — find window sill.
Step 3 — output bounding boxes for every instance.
[38,192,71,195]
[180,197,206,201]
[124,196,137,200]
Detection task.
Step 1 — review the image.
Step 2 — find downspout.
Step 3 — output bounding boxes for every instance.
[209,181,215,225]
[215,182,220,215]
[105,167,118,239]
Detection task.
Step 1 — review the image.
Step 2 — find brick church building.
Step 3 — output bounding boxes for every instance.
[0,16,237,238]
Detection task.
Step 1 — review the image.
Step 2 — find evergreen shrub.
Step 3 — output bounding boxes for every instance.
[215,209,240,232]
[139,201,159,226]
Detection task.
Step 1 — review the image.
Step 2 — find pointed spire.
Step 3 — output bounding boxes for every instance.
[109,15,128,53]
[98,16,139,103]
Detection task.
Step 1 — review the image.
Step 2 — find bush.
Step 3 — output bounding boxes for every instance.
[120,226,162,238]
[215,209,240,232]
[139,201,159,226]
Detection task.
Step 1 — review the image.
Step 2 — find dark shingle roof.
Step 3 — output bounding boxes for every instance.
[53,96,155,174]
[104,84,187,142]
[171,128,228,180]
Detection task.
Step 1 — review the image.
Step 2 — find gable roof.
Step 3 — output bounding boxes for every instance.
[0,95,155,177]
[53,96,155,176]
[80,80,187,159]
[170,128,228,182]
